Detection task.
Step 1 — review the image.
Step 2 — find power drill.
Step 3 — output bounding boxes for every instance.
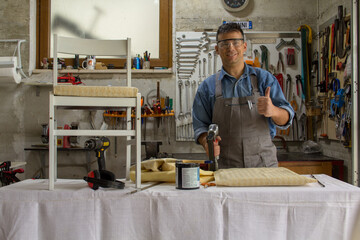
[207,124,219,171]
[84,137,110,171]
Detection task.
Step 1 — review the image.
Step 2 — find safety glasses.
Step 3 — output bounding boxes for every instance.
[217,38,244,49]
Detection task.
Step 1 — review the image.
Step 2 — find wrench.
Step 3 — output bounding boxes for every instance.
[192,80,197,103]
[202,32,217,38]
[176,44,202,48]
[176,50,200,55]
[202,58,207,79]
[213,50,218,74]
[178,60,198,64]
[185,80,190,114]
[176,55,199,59]
[208,53,212,76]
[178,80,185,122]
[177,68,194,72]
[176,38,203,43]
[178,63,196,68]
[198,59,202,86]
[185,79,192,141]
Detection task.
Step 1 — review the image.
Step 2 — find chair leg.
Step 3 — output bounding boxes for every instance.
[126,107,131,181]
[136,93,141,189]
[49,92,55,190]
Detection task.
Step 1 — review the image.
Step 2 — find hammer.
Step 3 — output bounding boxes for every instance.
[207,124,219,171]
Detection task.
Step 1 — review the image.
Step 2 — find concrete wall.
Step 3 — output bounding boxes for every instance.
[176,0,317,31]
[0,0,354,182]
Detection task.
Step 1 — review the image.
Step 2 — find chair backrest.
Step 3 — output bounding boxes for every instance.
[53,34,131,87]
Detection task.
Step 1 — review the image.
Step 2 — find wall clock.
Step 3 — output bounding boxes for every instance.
[221,0,250,12]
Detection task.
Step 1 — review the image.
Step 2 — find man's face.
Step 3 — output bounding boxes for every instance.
[215,31,247,69]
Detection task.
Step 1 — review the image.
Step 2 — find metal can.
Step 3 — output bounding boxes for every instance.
[176,162,200,190]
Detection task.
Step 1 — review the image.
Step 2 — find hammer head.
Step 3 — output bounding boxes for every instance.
[207,124,219,141]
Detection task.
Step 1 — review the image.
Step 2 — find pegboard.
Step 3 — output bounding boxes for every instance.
[175,31,304,142]
[316,14,351,144]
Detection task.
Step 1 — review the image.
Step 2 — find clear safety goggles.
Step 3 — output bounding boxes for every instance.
[217,38,244,49]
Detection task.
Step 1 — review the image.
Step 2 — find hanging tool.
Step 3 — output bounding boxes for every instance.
[164,96,171,144]
[322,27,330,92]
[288,98,298,139]
[276,39,301,51]
[297,24,312,101]
[285,74,292,101]
[311,52,319,93]
[177,80,185,140]
[208,52,212,76]
[185,79,192,140]
[277,52,285,73]
[292,113,299,141]
[329,23,336,71]
[279,127,290,136]
[207,124,219,171]
[213,50,218,74]
[260,45,269,70]
[336,5,347,59]
[253,49,261,67]
[343,86,351,147]
[176,37,203,43]
[295,75,304,100]
[275,73,284,93]
[318,96,329,139]
[155,81,161,129]
[330,88,345,118]
[198,59,202,86]
[203,58,207,79]
[286,48,295,65]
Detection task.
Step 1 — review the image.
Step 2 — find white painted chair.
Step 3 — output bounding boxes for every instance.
[49,34,141,190]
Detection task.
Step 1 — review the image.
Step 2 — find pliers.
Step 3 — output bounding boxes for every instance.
[277,52,285,73]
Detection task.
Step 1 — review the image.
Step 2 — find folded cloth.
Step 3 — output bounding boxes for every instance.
[129,158,214,183]
[214,167,317,187]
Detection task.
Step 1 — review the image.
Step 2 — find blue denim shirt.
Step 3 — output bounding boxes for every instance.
[192,64,294,143]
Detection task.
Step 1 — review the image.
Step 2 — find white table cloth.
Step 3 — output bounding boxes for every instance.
[1,175,360,240]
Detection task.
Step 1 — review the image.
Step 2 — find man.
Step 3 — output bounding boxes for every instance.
[192,23,294,169]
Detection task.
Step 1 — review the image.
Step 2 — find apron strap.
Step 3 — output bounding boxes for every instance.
[250,74,260,95]
[215,72,222,99]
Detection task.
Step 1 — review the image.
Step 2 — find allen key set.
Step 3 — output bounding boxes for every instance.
[175,32,221,141]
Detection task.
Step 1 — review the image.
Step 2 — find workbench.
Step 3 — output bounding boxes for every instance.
[277,152,345,181]
[0,175,359,240]
[24,146,92,178]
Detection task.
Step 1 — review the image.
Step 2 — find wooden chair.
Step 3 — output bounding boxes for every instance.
[49,34,141,190]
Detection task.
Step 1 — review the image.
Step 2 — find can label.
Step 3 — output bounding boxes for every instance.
[181,167,200,188]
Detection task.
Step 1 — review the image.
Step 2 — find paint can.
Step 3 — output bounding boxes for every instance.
[175,162,200,190]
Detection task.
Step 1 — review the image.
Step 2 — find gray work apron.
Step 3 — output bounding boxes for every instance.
[212,72,278,169]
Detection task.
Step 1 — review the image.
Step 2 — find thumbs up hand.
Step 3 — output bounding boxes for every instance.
[257,87,275,117]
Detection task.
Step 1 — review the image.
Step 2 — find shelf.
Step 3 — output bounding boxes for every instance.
[25,68,174,86]
[104,112,174,118]
[32,68,173,74]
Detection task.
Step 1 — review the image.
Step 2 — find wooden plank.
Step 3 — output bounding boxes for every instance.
[279,161,333,176]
